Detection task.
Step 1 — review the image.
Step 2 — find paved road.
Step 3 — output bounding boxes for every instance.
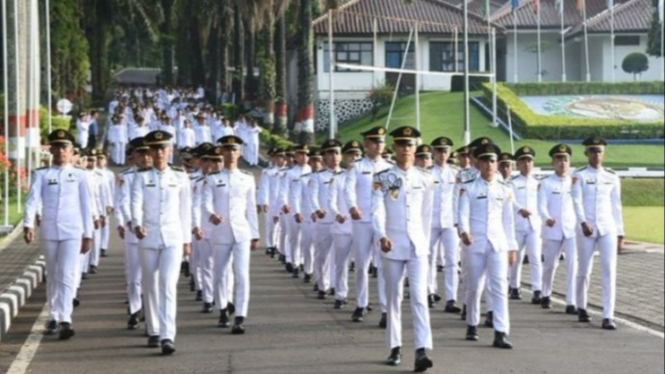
[0,167,663,373]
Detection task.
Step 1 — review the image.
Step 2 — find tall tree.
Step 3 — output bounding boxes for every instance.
[83,0,113,104]
[274,13,288,136]
[296,0,314,143]
[647,0,663,56]
[232,4,245,106]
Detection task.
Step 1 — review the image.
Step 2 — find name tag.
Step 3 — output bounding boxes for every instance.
[434,181,440,184]
[323,181,331,185]
[216,183,226,188]
[146,184,156,188]
[477,196,487,200]
[413,186,422,190]
[518,186,525,190]
[48,180,58,185]
[553,191,561,195]
[362,171,371,175]
[496,198,504,201]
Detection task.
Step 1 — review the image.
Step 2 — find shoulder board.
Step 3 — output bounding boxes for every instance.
[301,173,311,178]
[207,171,221,176]
[75,166,86,170]
[138,167,151,172]
[578,166,588,172]
[36,166,48,171]
[120,168,135,175]
[605,167,616,174]
[376,169,391,177]
[499,180,509,186]
[386,160,395,165]
[170,166,185,172]
[417,166,431,174]
[354,159,362,163]
[335,170,345,175]
[195,176,206,182]
[317,169,327,174]
[510,175,520,180]
[240,170,252,175]
[464,178,476,184]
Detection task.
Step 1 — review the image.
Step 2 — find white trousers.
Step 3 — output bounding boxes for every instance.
[302,221,316,275]
[200,239,215,303]
[334,234,353,300]
[262,212,275,248]
[90,228,102,267]
[190,238,203,292]
[509,230,543,291]
[315,223,334,291]
[213,242,251,317]
[428,227,460,302]
[123,242,143,314]
[577,233,617,319]
[100,223,110,252]
[112,142,127,165]
[43,239,81,323]
[288,216,302,266]
[247,141,259,166]
[140,245,183,341]
[352,221,387,311]
[466,245,511,334]
[278,215,290,258]
[383,255,433,351]
[542,238,577,306]
[460,245,493,312]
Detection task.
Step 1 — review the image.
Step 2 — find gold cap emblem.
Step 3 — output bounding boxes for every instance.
[559,145,566,152]
[215,147,223,155]
[378,128,385,135]
[57,130,65,138]
[404,128,413,136]
[352,141,358,147]
[524,147,530,153]
[228,137,235,144]
[481,138,489,145]
[155,132,164,140]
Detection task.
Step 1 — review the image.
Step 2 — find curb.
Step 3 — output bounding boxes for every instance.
[0,255,46,343]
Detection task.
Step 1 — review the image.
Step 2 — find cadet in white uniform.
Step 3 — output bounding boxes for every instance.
[572,137,624,330]
[299,149,323,283]
[538,144,578,314]
[258,149,279,257]
[196,143,217,313]
[97,153,115,258]
[24,130,94,340]
[344,126,392,324]
[498,153,514,182]
[279,144,311,277]
[115,137,152,329]
[372,126,434,372]
[459,143,517,349]
[428,137,461,313]
[266,149,288,258]
[131,130,192,355]
[508,146,544,304]
[203,138,259,334]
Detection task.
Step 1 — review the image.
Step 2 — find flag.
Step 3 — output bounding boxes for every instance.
[576,0,585,14]
[511,0,520,12]
[533,0,539,13]
[555,0,563,14]
[483,0,491,19]
[659,0,664,24]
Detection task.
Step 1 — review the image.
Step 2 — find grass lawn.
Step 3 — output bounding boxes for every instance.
[0,195,23,240]
[623,207,665,244]
[321,92,665,169]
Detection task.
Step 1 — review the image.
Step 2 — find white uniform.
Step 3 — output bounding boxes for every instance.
[428,163,460,302]
[115,167,143,315]
[257,166,278,250]
[189,170,205,293]
[509,173,543,293]
[298,172,316,277]
[195,173,215,305]
[273,167,290,258]
[24,165,94,324]
[372,166,434,351]
[99,167,115,255]
[245,126,262,166]
[538,173,577,306]
[203,169,259,317]
[330,170,353,301]
[131,166,192,342]
[572,166,624,319]
[344,156,392,312]
[459,177,517,334]
[280,164,312,267]
[310,168,337,293]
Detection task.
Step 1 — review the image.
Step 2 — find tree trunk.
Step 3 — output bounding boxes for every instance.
[274,14,288,136]
[160,0,176,84]
[233,5,245,107]
[209,24,220,99]
[297,0,314,144]
[219,0,231,95]
[245,24,257,105]
[189,2,206,87]
[262,6,276,133]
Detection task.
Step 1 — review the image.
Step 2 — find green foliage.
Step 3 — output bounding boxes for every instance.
[484,83,665,140]
[367,82,395,120]
[506,81,664,95]
[259,128,295,149]
[50,0,90,100]
[621,53,650,80]
[647,0,664,57]
[39,107,72,144]
[622,179,665,206]
[624,207,665,244]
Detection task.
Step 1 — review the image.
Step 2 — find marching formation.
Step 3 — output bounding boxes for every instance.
[22,87,625,373]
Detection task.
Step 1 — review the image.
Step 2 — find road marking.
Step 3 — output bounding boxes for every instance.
[6,303,49,374]
[525,290,665,339]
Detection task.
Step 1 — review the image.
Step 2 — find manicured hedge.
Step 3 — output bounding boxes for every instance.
[483,82,665,140]
[259,129,294,150]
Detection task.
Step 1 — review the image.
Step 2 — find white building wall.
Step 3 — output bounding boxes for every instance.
[597,34,664,82]
[588,38,605,81]
[505,31,568,83]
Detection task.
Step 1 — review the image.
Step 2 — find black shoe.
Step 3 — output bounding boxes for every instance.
[303,273,312,283]
[228,302,236,316]
[437,265,444,273]
[89,265,98,274]
[285,263,294,273]
[161,339,176,355]
[444,300,462,313]
[379,313,387,329]
[280,255,286,264]
[45,320,58,335]
[578,309,592,323]
[602,318,617,330]
[265,247,271,255]
[202,302,213,313]
[313,283,319,292]
[352,307,365,322]
[270,248,277,259]
[292,268,300,278]
[414,348,433,373]
[58,323,75,340]
[509,287,522,300]
[372,267,378,279]
[81,272,88,280]
[461,304,467,321]
[368,265,375,275]
[189,278,195,292]
[182,261,190,278]
[493,331,513,349]
[484,311,494,328]
[329,288,336,297]
[541,296,552,309]
[565,305,578,315]
[531,290,543,305]
[334,299,344,310]
[196,290,203,302]
[466,325,479,341]
[387,347,401,366]
[432,294,442,303]
[148,335,160,347]
[317,291,327,300]
[218,309,230,328]
[349,262,355,273]
[101,250,108,258]
[428,294,435,309]
[523,255,530,265]
[128,312,139,330]
[232,317,246,335]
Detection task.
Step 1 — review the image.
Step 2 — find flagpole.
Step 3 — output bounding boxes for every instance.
[537,0,542,82]
[583,0,591,82]
[513,12,518,83]
[463,0,471,144]
[610,2,615,82]
[492,28,497,127]
[561,0,567,81]
[661,9,664,81]
[454,27,458,73]
[328,9,335,138]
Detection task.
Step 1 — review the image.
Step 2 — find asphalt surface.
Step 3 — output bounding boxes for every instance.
[0,166,663,374]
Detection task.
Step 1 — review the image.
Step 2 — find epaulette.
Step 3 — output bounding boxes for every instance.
[207,171,221,176]
[195,176,206,182]
[317,169,327,174]
[578,166,588,172]
[138,167,151,172]
[605,167,616,174]
[464,178,476,184]
[301,173,311,178]
[170,165,185,172]
[120,168,135,175]
[35,166,48,171]
[376,169,391,177]
[510,175,520,180]
[240,169,252,175]
[386,160,395,165]
[417,166,432,174]
[335,170,345,175]
[499,180,509,186]
[355,159,362,163]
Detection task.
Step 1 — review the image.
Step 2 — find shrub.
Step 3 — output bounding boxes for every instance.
[367,82,394,120]
[259,130,295,150]
[39,107,72,143]
[622,53,650,80]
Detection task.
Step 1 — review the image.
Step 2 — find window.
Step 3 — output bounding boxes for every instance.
[430,41,480,72]
[385,42,415,69]
[615,36,640,46]
[323,42,373,72]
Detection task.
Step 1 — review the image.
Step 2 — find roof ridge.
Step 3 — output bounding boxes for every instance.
[426,0,503,27]
[491,0,531,23]
[312,0,364,26]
